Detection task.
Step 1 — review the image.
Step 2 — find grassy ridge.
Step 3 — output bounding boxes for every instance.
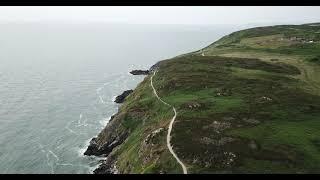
[96,23,320,173]
[154,55,320,173]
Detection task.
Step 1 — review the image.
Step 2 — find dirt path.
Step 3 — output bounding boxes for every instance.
[150,70,188,174]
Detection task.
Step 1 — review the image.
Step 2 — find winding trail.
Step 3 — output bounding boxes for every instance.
[150,70,188,174]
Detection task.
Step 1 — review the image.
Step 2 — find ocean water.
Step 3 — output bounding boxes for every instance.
[0,22,239,174]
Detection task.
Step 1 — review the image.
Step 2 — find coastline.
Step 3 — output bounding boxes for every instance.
[83,23,320,173]
[84,66,158,174]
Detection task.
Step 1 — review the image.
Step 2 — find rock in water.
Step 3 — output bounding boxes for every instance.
[84,138,99,156]
[114,90,133,103]
[130,70,150,75]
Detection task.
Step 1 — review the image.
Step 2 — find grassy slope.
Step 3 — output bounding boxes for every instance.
[103,23,320,173]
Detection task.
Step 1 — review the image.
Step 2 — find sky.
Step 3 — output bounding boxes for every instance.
[0,6,319,25]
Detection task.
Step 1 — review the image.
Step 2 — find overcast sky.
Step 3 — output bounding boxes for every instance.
[0,6,319,25]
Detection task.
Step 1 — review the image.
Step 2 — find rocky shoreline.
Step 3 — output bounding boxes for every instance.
[84,66,160,174]
[113,90,133,103]
[93,154,118,174]
[84,112,129,174]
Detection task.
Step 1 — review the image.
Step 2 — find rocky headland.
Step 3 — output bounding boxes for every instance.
[84,23,320,174]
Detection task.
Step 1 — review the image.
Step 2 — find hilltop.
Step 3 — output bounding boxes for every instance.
[85,23,320,173]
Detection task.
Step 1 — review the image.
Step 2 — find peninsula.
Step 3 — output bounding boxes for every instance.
[85,23,320,174]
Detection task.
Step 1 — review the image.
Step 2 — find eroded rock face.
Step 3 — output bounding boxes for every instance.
[84,132,128,156]
[114,90,133,103]
[84,138,99,156]
[130,70,150,75]
[84,112,129,157]
[94,155,118,174]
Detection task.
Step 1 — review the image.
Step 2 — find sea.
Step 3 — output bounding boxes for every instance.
[0,22,243,173]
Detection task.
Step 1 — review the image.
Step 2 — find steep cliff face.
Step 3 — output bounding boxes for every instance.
[84,112,129,156]
[85,23,320,173]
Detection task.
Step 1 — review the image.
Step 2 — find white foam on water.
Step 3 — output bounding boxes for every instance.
[82,116,89,127]
[77,138,92,157]
[78,113,83,125]
[96,80,117,97]
[56,160,91,168]
[56,163,74,167]
[38,143,46,153]
[66,118,87,135]
[99,116,111,127]
[76,138,108,174]
[46,153,54,174]
[56,145,62,150]
[48,150,60,162]
[70,68,140,174]
[99,95,105,104]
[88,165,96,174]
[66,125,78,135]
[76,113,93,127]
[87,155,108,174]
[43,148,61,174]
[111,95,117,102]
[88,161,101,174]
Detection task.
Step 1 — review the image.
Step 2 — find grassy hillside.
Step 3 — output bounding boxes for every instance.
[90,23,320,173]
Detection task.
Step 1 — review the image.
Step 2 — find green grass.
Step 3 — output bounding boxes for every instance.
[108,76,180,173]
[93,23,320,174]
[236,158,302,173]
[307,55,320,64]
[227,118,320,172]
[211,96,244,112]
[149,50,320,173]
